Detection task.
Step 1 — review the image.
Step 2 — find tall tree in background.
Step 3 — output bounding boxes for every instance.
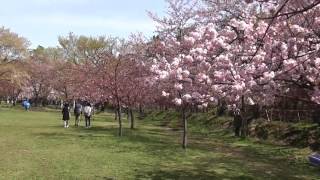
[0,26,29,101]
[58,32,118,64]
[0,26,29,62]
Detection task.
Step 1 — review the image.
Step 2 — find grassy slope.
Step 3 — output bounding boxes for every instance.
[0,107,319,179]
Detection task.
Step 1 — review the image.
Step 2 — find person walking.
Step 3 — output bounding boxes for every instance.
[22,99,31,111]
[62,103,70,128]
[233,109,242,137]
[74,101,82,127]
[83,102,93,128]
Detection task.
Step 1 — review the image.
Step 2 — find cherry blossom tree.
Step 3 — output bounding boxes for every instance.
[150,0,320,145]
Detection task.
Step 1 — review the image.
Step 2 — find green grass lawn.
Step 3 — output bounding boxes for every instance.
[0,107,319,179]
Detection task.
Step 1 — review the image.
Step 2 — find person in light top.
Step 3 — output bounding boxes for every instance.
[83,102,93,128]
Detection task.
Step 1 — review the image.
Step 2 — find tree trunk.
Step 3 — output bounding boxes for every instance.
[12,97,16,106]
[241,117,248,137]
[266,109,270,122]
[139,104,144,118]
[130,109,134,129]
[101,102,107,112]
[72,100,75,110]
[114,109,118,121]
[240,96,248,137]
[34,94,39,107]
[126,108,130,121]
[182,107,187,149]
[118,105,122,137]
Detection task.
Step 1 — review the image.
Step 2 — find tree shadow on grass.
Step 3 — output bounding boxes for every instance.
[34,124,183,155]
[93,126,184,156]
[135,169,225,180]
[34,123,320,179]
[136,170,256,180]
[134,152,317,180]
[134,157,257,180]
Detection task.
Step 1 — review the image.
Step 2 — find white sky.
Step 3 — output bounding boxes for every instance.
[0,0,166,48]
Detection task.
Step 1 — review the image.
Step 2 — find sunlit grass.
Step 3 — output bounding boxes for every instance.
[0,107,319,179]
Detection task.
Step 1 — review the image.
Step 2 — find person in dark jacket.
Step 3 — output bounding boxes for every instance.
[74,101,82,127]
[233,109,242,137]
[62,103,70,128]
[312,108,320,126]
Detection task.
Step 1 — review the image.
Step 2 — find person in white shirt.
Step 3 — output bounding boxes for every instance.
[83,102,93,128]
